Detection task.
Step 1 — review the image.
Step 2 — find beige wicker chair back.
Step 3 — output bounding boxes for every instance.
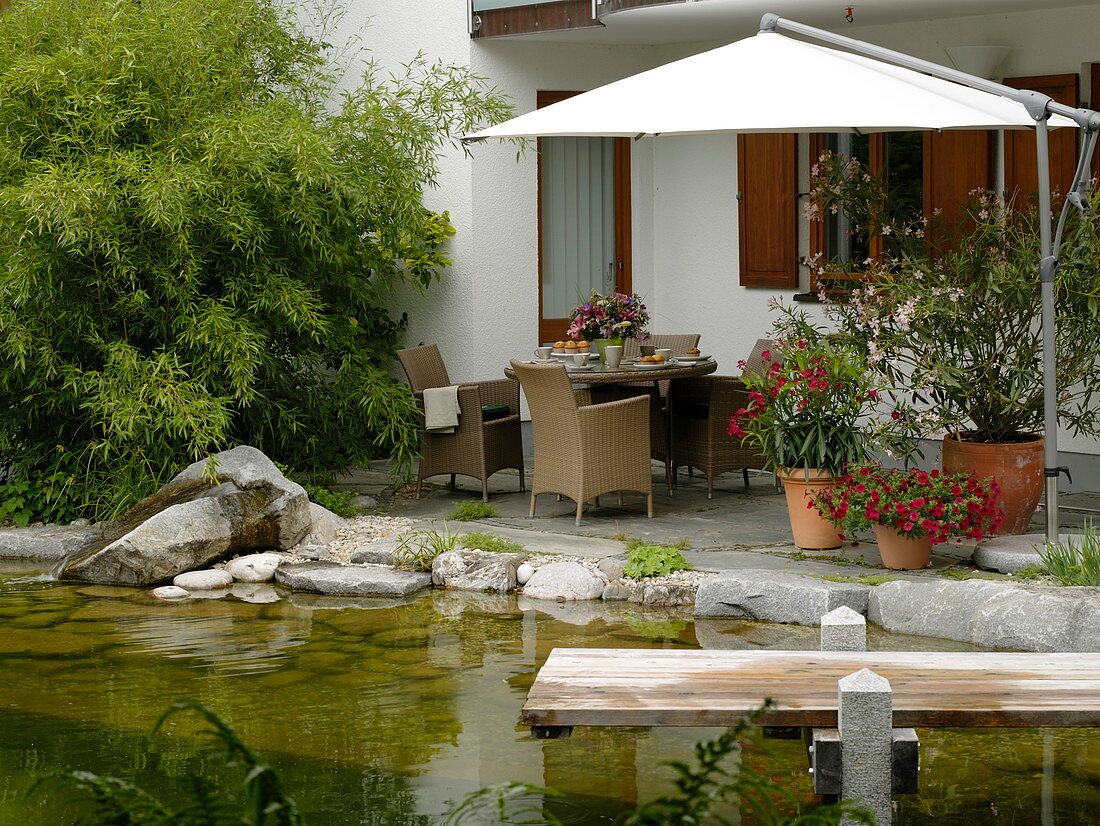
[742,338,778,377]
[624,333,701,360]
[396,344,450,392]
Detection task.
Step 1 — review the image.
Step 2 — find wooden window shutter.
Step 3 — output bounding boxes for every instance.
[1003,73,1079,200]
[923,130,994,248]
[737,133,798,288]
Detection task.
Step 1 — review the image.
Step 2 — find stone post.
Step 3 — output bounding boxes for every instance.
[838,668,893,826]
[820,605,866,651]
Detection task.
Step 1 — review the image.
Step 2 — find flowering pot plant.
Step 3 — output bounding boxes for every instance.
[812,464,1004,546]
[727,309,917,476]
[567,291,650,342]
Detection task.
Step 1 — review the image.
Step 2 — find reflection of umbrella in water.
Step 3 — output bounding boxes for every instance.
[466,14,1100,541]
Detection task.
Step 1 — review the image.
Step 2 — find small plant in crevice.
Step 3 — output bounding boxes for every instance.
[393,524,457,572]
[459,531,526,554]
[448,501,499,522]
[623,544,693,579]
[1039,522,1100,586]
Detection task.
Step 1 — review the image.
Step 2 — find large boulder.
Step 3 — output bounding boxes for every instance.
[522,561,607,601]
[54,446,311,586]
[275,561,431,596]
[432,549,526,592]
[869,579,1100,652]
[294,503,348,549]
[694,571,869,625]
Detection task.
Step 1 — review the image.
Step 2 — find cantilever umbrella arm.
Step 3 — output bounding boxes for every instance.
[760,12,1100,542]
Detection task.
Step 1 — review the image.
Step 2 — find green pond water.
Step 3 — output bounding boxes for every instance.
[0,560,1098,825]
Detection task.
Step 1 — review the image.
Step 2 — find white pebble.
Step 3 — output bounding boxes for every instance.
[152,585,189,600]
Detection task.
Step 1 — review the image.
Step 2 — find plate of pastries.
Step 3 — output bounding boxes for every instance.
[550,340,599,359]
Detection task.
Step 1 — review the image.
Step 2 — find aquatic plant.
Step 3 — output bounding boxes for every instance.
[31,700,302,825]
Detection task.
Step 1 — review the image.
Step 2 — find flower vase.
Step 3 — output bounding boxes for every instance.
[777,468,843,550]
[874,524,933,570]
[592,337,624,362]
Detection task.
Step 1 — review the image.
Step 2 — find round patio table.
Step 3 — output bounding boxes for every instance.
[505,357,719,493]
[504,357,718,384]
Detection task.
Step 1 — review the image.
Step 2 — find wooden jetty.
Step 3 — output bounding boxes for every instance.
[522,649,1100,733]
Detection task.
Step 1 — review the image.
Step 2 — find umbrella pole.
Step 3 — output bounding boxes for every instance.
[1034,117,1060,544]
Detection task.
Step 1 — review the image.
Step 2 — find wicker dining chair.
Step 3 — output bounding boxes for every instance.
[669,375,769,499]
[617,334,701,492]
[742,338,779,377]
[509,360,653,526]
[396,345,524,501]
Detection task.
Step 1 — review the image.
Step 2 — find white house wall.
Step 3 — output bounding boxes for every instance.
[344,2,1100,468]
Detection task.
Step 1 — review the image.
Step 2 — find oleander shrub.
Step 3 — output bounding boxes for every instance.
[0,0,511,519]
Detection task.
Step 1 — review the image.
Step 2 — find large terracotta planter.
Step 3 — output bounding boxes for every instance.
[942,433,1044,536]
[777,468,842,550]
[873,524,933,570]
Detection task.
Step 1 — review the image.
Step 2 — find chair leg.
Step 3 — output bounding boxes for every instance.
[449,473,456,490]
[617,491,624,506]
[519,469,526,492]
[529,492,538,518]
[707,475,714,500]
[575,499,584,527]
[646,492,654,519]
[482,479,489,502]
[665,459,674,496]
[415,476,423,500]
[743,468,751,487]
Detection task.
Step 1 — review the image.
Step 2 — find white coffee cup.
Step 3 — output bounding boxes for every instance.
[655,348,673,361]
[534,346,552,359]
[572,352,590,367]
[604,345,623,369]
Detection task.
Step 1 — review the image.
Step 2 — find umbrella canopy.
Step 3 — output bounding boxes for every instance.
[465,31,1077,140]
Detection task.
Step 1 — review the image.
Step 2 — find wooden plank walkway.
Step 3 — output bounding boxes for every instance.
[522,649,1100,729]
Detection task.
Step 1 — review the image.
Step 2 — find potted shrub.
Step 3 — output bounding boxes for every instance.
[568,290,650,360]
[813,464,1003,569]
[808,152,1100,534]
[729,311,916,550]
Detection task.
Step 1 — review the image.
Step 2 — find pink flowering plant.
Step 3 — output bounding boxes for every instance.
[808,151,1100,443]
[567,291,650,342]
[812,464,1003,545]
[728,309,918,475]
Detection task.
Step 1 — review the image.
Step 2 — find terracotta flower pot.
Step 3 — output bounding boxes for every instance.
[941,433,1044,536]
[873,524,933,570]
[777,468,842,550]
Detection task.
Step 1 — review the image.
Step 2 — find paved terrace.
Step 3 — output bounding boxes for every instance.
[333,431,1100,582]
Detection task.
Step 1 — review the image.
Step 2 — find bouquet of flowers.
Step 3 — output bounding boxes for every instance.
[812,464,1003,544]
[567,291,650,342]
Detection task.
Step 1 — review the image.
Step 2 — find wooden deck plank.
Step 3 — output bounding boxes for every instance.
[522,650,1100,729]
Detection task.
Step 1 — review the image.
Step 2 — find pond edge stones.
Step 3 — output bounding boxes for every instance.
[694,570,869,625]
[432,549,526,593]
[275,561,432,596]
[522,561,608,601]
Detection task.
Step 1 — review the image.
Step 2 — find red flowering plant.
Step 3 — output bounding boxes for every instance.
[812,464,1003,544]
[567,291,650,342]
[728,308,919,475]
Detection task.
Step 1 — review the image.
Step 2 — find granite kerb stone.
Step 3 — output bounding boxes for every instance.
[694,570,870,625]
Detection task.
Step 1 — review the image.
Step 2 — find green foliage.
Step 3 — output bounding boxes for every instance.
[1013,564,1048,581]
[448,501,499,522]
[0,0,512,515]
[31,699,302,825]
[302,484,359,519]
[623,544,693,579]
[1039,523,1100,586]
[393,524,456,571]
[810,152,1100,442]
[820,573,899,586]
[621,536,690,551]
[458,531,525,554]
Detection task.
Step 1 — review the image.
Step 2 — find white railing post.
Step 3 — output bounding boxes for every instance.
[820,605,866,652]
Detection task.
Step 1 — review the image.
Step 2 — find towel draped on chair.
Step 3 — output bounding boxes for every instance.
[423,385,461,433]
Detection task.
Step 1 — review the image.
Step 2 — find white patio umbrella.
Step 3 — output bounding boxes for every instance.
[465,14,1100,543]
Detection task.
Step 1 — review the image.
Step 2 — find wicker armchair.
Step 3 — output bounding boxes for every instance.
[396,345,524,501]
[669,375,768,499]
[509,360,653,526]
